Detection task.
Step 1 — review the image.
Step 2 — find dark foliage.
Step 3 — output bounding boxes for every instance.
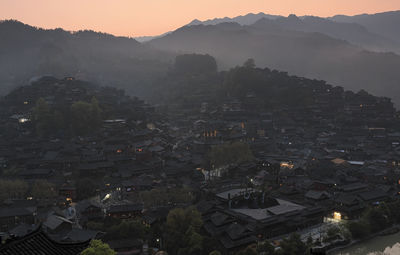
[174,54,217,75]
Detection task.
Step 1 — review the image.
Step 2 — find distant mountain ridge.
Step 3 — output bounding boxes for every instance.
[0,20,171,97]
[2,10,400,106]
[134,31,171,43]
[251,15,399,53]
[187,12,282,26]
[184,11,400,53]
[330,10,400,43]
[135,11,400,51]
[135,13,282,42]
[149,20,400,105]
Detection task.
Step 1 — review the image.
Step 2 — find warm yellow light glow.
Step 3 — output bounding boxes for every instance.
[147,123,155,130]
[19,118,29,123]
[333,212,342,220]
[102,193,111,202]
[280,162,294,169]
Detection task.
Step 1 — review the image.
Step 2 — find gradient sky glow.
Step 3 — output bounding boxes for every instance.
[1,0,400,37]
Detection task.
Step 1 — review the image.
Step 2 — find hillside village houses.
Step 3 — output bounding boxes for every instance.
[1,76,400,254]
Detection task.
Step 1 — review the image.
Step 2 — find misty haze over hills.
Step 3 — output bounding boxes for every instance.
[187,12,282,26]
[184,11,400,53]
[330,10,400,43]
[1,10,400,105]
[150,11,400,104]
[0,20,171,97]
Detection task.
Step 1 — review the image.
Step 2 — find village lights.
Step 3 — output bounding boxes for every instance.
[19,118,29,123]
[333,212,342,220]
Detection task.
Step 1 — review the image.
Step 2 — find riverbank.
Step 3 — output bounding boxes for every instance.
[328,226,400,255]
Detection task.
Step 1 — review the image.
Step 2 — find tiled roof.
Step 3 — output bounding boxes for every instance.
[0,208,33,218]
[358,189,388,201]
[108,203,143,213]
[0,226,90,255]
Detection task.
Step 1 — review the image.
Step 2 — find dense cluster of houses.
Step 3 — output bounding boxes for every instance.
[1,76,400,254]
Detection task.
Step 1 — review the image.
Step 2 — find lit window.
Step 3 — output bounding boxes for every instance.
[19,118,29,123]
[333,212,341,220]
[280,162,294,169]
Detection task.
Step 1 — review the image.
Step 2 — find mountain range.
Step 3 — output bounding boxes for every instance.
[187,12,281,26]
[330,11,400,43]
[184,12,400,53]
[1,10,400,105]
[0,20,171,97]
[149,11,400,104]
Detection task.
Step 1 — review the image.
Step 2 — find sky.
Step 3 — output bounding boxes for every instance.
[1,0,400,37]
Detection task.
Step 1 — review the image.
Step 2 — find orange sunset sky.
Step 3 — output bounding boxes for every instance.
[1,0,400,37]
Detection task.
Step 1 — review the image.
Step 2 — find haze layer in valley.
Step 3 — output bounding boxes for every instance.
[1,10,400,105]
[150,11,400,104]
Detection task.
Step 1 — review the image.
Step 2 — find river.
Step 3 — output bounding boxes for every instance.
[331,232,400,255]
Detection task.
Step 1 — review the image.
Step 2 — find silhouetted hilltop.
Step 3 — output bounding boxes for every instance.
[252,15,399,53]
[0,20,172,98]
[149,21,400,105]
[153,54,396,122]
[2,14,400,106]
[187,12,281,26]
[1,76,154,137]
[331,10,400,43]
[187,11,400,53]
